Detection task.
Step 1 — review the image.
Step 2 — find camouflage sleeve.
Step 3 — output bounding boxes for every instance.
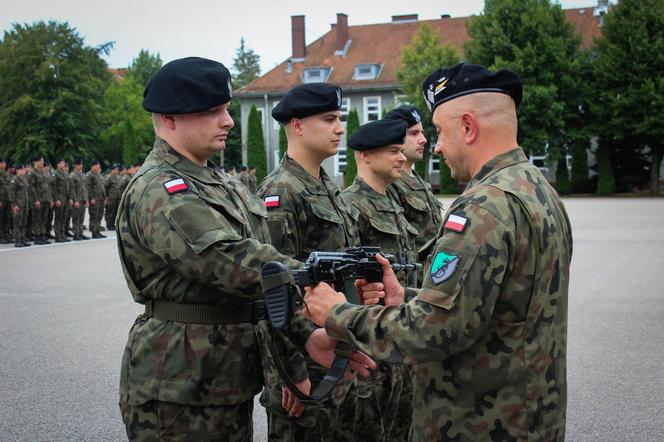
[257,185,302,259]
[325,202,515,364]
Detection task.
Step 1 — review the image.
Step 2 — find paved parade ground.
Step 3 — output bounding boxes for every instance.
[0,197,663,441]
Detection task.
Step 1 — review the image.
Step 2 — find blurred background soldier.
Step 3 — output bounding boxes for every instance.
[247,164,257,193]
[9,164,31,247]
[86,159,106,238]
[239,164,250,188]
[28,156,53,245]
[0,158,12,243]
[104,164,121,230]
[53,159,72,242]
[70,159,89,240]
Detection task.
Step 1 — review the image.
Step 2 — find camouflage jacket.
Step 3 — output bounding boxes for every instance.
[327,148,573,441]
[247,174,257,193]
[28,169,51,202]
[343,176,419,287]
[86,171,106,200]
[238,173,250,189]
[9,175,30,207]
[0,170,9,202]
[105,173,123,200]
[116,138,312,407]
[389,170,444,252]
[69,171,88,202]
[258,153,360,260]
[53,170,70,202]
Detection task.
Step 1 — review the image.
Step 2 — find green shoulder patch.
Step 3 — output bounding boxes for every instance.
[430,251,461,285]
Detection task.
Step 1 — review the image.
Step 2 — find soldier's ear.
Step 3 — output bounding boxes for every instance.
[290,118,304,136]
[159,114,177,130]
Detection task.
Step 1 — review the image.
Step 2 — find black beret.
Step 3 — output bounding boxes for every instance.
[143,57,232,114]
[74,158,83,165]
[422,63,522,112]
[90,159,100,166]
[272,83,342,123]
[384,105,423,127]
[348,119,408,151]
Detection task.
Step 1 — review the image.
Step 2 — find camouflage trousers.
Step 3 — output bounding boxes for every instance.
[12,206,28,243]
[88,201,104,233]
[120,399,254,442]
[353,363,406,442]
[53,205,68,240]
[32,202,49,235]
[391,365,413,441]
[72,202,86,235]
[105,198,119,229]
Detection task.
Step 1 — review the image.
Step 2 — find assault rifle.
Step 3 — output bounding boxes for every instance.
[260,246,420,402]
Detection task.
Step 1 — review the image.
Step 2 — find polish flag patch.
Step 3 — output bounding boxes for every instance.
[264,195,280,208]
[163,178,188,194]
[444,214,468,233]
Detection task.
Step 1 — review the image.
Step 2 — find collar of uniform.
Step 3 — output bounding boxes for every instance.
[353,176,394,211]
[281,153,328,196]
[152,137,221,184]
[399,170,426,190]
[465,147,528,190]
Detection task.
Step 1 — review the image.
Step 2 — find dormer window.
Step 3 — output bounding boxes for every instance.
[303,67,331,83]
[353,64,381,81]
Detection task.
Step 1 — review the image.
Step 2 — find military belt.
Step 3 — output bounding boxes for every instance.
[144,299,265,324]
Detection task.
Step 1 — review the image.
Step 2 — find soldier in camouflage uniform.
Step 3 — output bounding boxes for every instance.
[116,57,373,442]
[52,159,72,242]
[304,63,573,441]
[247,165,257,193]
[104,164,122,230]
[86,160,106,238]
[70,159,90,240]
[238,165,250,188]
[343,118,418,442]
[384,105,444,439]
[44,162,56,239]
[9,164,31,247]
[28,156,53,244]
[0,158,12,243]
[257,83,362,442]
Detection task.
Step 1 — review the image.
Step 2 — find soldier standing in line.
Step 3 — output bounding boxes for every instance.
[86,160,106,238]
[70,159,90,240]
[44,161,56,239]
[116,57,374,441]
[104,164,122,230]
[63,162,74,238]
[53,159,73,242]
[118,165,131,196]
[257,83,362,442]
[238,165,250,188]
[9,164,31,247]
[342,118,419,442]
[247,164,257,193]
[0,158,12,243]
[28,156,53,245]
[304,63,573,441]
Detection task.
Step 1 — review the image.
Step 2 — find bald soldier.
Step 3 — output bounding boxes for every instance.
[257,83,361,441]
[116,57,373,441]
[343,118,419,441]
[304,63,573,441]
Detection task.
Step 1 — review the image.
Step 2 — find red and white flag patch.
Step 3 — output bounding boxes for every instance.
[163,178,188,194]
[264,195,280,208]
[444,214,468,233]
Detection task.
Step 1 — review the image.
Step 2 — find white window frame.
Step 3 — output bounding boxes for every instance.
[353,64,381,80]
[272,101,280,129]
[303,67,331,83]
[363,96,381,123]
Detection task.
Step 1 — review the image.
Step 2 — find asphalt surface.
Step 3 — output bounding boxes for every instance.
[0,197,662,441]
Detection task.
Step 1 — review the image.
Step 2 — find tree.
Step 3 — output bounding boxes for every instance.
[246,105,267,182]
[439,161,458,194]
[397,23,460,183]
[555,158,571,194]
[128,49,162,87]
[0,21,111,163]
[99,75,153,165]
[223,99,243,167]
[231,38,260,89]
[278,124,287,159]
[596,142,615,194]
[593,0,664,193]
[465,0,587,166]
[344,109,360,188]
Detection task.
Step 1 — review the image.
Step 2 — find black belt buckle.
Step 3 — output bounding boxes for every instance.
[253,300,266,323]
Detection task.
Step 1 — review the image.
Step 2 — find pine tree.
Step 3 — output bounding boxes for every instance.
[247,105,267,182]
[223,99,242,167]
[128,49,162,87]
[344,109,360,188]
[555,157,571,195]
[278,125,287,159]
[231,38,261,89]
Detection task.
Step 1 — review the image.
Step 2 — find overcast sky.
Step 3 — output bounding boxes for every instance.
[3,0,604,73]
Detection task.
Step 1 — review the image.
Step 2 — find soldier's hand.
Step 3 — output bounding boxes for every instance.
[302,283,346,327]
[12,206,19,214]
[49,200,54,208]
[90,198,96,206]
[282,378,311,417]
[73,201,80,209]
[34,201,41,209]
[356,253,405,307]
[304,328,376,379]
[55,200,62,208]
[68,199,73,207]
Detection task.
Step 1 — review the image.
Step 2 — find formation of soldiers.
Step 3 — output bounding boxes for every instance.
[0,157,140,247]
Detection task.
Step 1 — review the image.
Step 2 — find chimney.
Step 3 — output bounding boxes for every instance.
[336,13,349,53]
[441,14,451,19]
[291,15,306,61]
